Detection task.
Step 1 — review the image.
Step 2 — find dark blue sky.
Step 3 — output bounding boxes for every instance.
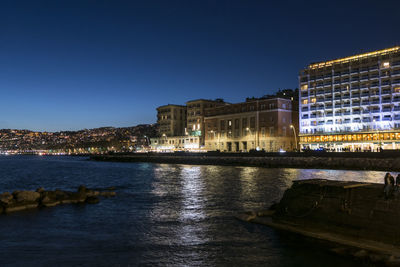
[1,0,399,131]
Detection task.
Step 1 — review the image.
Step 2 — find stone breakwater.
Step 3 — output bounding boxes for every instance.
[91,154,400,171]
[0,186,116,213]
[237,179,400,266]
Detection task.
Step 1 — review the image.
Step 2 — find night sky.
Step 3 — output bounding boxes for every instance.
[1,0,399,131]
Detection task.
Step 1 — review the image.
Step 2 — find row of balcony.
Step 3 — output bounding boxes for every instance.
[301,62,400,81]
[302,97,400,106]
[308,115,400,126]
[329,73,400,83]
[302,85,400,96]
[303,107,400,117]
[303,92,400,99]
[309,79,400,89]
[302,90,400,98]
[302,105,400,112]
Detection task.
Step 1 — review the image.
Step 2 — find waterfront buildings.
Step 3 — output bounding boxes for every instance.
[151,99,226,151]
[152,91,298,152]
[186,99,226,145]
[204,91,298,152]
[156,104,187,137]
[299,46,400,151]
[150,135,201,151]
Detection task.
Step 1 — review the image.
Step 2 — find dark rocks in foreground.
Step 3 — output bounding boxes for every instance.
[0,186,116,214]
[237,179,400,266]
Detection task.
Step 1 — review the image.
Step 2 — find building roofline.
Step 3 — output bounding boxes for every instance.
[157,104,186,109]
[308,46,400,70]
[185,99,224,104]
[245,97,295,102]
[206,97,295,110]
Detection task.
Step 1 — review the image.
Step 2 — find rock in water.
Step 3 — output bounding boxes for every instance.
[40,191,60,207]
[36,187,45,193]
[0,185,115,214]
[77,185,87,194]
[13,191,40,203]
[0,192,13,205]
[99,191,116,197]
[86,196,100,204]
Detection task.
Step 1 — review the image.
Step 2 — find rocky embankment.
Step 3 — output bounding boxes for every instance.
[91,154,400,171]
[237,179,400,266]
[0,186,116,213]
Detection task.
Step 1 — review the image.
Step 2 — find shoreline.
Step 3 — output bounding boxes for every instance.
[237,179,400,265]
[90,153,400,172]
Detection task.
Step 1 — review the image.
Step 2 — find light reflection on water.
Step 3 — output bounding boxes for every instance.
[0,156,394,266]
[144,164,394,266]
[297,168,398,183]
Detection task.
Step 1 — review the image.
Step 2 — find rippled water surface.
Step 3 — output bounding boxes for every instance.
[0,156,395,266]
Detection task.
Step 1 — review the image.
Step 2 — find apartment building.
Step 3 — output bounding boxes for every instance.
[186,99,226,145]
[156,104,187,137]
[204,92,298,152]
[299,46,400,151]
[151,99,225,151]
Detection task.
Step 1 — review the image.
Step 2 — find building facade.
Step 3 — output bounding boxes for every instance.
[299,46,400,151]
[156,104,187,137]
[149,136,200,151]
[204,94,298,152]
[186,99,226,145]
[151,99,225,151]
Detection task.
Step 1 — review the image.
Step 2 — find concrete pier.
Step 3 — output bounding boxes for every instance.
[91,152,400,171]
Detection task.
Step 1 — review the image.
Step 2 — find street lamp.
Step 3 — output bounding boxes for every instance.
[162,133,167,147]
[290,125,298,151]
[246,127,256,150]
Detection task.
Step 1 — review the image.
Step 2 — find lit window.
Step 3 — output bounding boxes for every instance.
[382,62,390,68]
[395,87,400,93]
[311,98,316,103]
[302,99,308,105]
[301,84,308,91]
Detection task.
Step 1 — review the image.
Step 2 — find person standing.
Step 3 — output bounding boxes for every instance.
[384,173,395,199]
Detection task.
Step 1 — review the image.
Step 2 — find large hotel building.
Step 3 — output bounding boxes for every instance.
[299,46,400,151]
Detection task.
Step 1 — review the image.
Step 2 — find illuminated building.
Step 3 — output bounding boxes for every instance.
[204,91,298,152]
[150,136,201,151]
[186,99,226,146]
[299,46,400,151]
[156,104,187,137]
[151,99,225,151]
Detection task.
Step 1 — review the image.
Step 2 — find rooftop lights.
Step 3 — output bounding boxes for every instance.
[309,46,400,69]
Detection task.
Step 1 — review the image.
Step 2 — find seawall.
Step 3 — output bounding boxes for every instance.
[90,152,400,171]
[237,179,400,265]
